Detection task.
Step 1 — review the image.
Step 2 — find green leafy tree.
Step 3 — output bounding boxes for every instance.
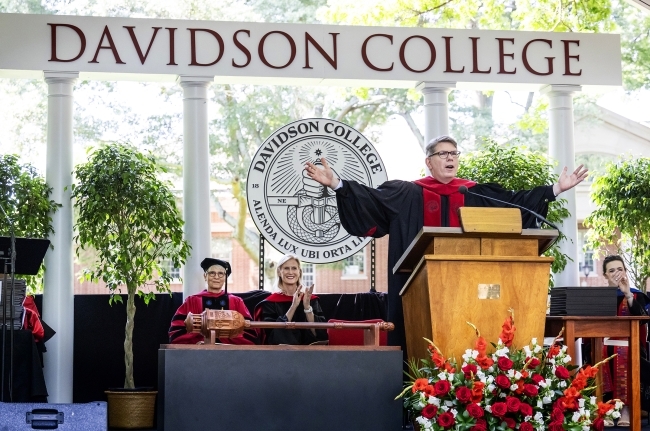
[71,144,190,389]
[0,154,60,291]
[585,157,650,291]
[457,140,570,284]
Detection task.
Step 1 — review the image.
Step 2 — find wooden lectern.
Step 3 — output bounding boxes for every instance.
[397,208,558,361]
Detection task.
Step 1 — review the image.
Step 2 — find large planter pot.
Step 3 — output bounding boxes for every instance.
[105,389,157,429]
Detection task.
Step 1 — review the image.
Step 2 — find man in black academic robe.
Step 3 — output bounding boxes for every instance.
[304,135,588,351]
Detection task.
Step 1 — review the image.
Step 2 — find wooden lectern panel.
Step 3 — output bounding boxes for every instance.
[481,238,538,256]
[459,207,522,233]
[433,237,480,255]
[402,255,553,362]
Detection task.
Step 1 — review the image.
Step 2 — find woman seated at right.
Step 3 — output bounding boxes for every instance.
[254,254,328,345]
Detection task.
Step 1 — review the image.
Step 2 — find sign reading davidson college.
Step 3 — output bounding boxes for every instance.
[247,119,387,264]
[0,14,621,87]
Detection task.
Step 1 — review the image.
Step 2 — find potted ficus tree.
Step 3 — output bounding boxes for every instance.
[71,144,190,429]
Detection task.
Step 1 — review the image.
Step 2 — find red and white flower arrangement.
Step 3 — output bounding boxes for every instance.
[398,310,622,431]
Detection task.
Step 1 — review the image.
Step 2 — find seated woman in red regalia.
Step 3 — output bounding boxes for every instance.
[168,258,258,345]
[254,254,328,345]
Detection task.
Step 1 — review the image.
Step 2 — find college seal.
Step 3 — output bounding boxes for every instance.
[246,118,388,263]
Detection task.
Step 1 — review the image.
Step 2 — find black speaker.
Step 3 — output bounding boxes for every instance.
[0,401,106,430]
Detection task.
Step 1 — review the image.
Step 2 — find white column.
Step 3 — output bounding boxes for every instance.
[43,71,78,403]
[540,84,582,287]
[415,81,456,148]
[178,76,213,297]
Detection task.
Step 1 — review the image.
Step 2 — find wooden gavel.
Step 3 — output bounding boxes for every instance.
[185,309,394,346]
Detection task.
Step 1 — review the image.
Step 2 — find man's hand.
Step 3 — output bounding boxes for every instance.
[553,165,589,195]
[305,158,340,190]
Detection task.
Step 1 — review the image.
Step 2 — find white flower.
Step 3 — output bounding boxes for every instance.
[534,345,542,353]
[578,398,585,408]
[451,408,458,417]
[477,370,485,380]
[572,412,581,422]
[559,381,567,388]
[510,384,518,391]
[536,400,543,409]
[485,405,492,413]
[534,412,544,422]
[507,369,515,378]
[590,396,597,405]
[543,396,552,404]
[611,411,621,419]
[615,400,624,410]
[531,337,538,345]
[486,375,494,384]
[582,426,590,431]
[441,405,449,412]
[417,401,426,409]
[487,384,496,392]
[427,396,439,405]
[416,416,430,427]
[437,372,447,380]
[563,356,571,364]
[444,400,454,407]
[514,371,522,380]
[499,392,507,398]
[548,358,556,365]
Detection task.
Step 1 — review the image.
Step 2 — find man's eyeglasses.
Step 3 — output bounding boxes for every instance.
[207,271,226,278]
[428,151,461,159]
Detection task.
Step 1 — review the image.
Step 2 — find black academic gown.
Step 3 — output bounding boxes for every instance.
[254,295,328,345]
[334,178,556,350]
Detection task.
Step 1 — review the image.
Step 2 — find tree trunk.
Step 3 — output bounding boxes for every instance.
[124,288,136,389]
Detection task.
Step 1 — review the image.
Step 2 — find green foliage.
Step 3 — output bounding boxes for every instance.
[71,143,190,388]
[613,1,650,90]
[0,155,60,292]
[457,140,570,284]
[585,157,650,290]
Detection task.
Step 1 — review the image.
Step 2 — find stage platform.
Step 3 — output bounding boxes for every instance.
[158,344,403,431]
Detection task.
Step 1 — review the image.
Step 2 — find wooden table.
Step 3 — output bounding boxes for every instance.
[546,316,649,431]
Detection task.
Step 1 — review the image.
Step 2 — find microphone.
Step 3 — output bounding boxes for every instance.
[458,185,562,233]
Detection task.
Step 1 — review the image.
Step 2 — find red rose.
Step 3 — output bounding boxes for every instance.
[470,419,487,431]
[491,402,508,418]
[522,384,539,397]
[437,411,455,428]
[495,374,511,389]
[555,366,570,380]
[527,357,541,369]
[497,357,514,371]
[462,363,478,379]
[434,380,451,396]
[519,402,533,417]
[530,374,545,385]
[455,386,472,403]
[593,417,605,431]
[549,422,564,431]
[551,407,564,423]
[466,403,484,418]
[519,422,534,431]
[503,417,516,429]
[505,396,521,412]
[421,404,438,419]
